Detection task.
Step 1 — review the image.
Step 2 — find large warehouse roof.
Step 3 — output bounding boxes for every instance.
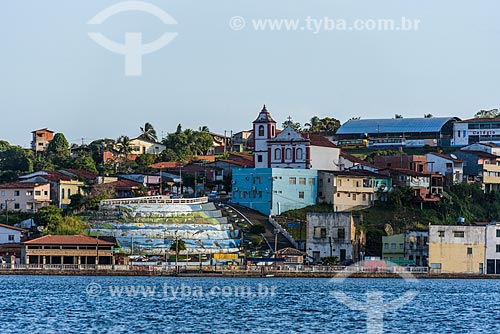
[336,117,460,135]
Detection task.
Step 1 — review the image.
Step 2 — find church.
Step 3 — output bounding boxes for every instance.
[252,105,342,170]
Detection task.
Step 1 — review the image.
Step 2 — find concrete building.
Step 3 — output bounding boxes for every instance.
[382,234,405,262]
[452,118,500,146]
[129,137,166,156]
[382,231,428,266]
[0,224,26,244]
[426,152,464,184]
[19,170,84,208]
[306,212,364,263]
[374,155,428,173]
[31,128,54,152]
[460,142,500,156]
[23,235,115,265]
[231,168,318,216]
[429,225,485,274]
[485,222,500,275]
[318,170,390,212]
[0,182,51,213]
[452,150,500,192]
[232,130,253,152]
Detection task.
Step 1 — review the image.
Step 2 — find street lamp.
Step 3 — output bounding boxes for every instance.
[273,229,280,257]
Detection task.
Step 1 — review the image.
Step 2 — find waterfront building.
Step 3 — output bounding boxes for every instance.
[382,231,428,266]
[426,152,464,184]
[22,235,115,265]
[429,225,485,274]
[336,117,459,147]
[306,212,365,263]
[31,128,54,152]
[452,118,500,146]
[485,222,500,275]
[0,182,51,213]
[231,168,318,216]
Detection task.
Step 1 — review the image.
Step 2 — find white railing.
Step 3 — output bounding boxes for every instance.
[268,217,299,249]
[100,196,208,207]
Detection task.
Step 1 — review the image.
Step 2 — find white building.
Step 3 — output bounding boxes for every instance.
[460,142,500,156]
[485,223,500,275]
[452,118,500,146]
[306,212,364,263]
[129,137,166,155]
[426,152,464,184]
[0,182,51,213]
[0,224,26,243]
[252,105,341,170]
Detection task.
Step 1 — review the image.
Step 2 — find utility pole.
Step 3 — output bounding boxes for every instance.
[5,199,14,224]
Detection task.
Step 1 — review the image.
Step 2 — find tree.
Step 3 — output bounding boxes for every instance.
[0,145,33,182]
[305,116,341,133]
[161,125,214,161]
[45,133,70,167]
[282,120,302,131]
[349,117,361,120]
[36,205,64,227]
[424,114,433,118]
[394,114,403,119]
[474,108,500,119]
[170,238,186,256]
[45,215,87,235]
[198,125,210,132]
[72,153,98,174]
[139,122,158,142]
[249,224,266,234]
[135,153,155,173]
[321,256,340,265]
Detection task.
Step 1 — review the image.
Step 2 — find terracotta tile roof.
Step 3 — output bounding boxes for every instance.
[31,128,54,133]
[228,152,254,162]
[23,235,115,246]
[60,168,98,181]
[341,152,378,168]
[0,223,27,232]
[427,152,463,163]
[218,159,254,168]
[307,134,338,148]
[149,162,183,169]
[0,182,49,189]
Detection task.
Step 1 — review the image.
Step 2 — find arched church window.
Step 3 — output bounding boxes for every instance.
[258,125,264,136]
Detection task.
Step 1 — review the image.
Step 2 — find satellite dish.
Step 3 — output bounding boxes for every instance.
[450,154,458,159]
[384,224,394,236]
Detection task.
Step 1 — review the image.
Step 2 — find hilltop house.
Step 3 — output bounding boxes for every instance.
[426,152,464,184]
[31,128,54,152]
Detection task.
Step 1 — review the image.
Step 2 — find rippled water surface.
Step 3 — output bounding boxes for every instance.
[1,275,500,333]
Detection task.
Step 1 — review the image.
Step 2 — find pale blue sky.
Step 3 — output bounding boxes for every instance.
[1,0,499,147]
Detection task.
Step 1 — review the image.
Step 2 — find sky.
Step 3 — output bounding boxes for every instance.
[1,0,499,147]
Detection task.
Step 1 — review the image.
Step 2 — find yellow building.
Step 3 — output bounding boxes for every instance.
[319,170,378,212]
[57,179,84,208]
[429,225,485,274]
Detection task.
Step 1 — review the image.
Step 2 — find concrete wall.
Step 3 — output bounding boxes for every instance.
[382,234,405,261]
[0,226,23,243]
[429,225,485,273]
[306,212,355,263]
[310,146,341,171]
[485,224,500,274]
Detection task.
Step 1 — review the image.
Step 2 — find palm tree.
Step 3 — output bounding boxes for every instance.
[139,122,158,142]
[116,135,132,158]
[198,125,210,132]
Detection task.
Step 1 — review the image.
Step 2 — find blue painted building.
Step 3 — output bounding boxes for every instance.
[231,168,318,216]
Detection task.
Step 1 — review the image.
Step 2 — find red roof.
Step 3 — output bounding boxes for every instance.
[307,134,338,148]
[459,118,500,123]
[218,159,254,168]
[341,152,378,168]
[0,223,27,232]
[149,162,183,169]
[0,182,49,189]
[23,235,115,246]
[228,152,254,162]
[31,128,54,133]
[60,168,98,180]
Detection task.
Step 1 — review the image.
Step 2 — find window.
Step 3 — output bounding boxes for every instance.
[68,189,71,197]
[274,148,281,160]
[258,191,262,198]
[0,191,4,196]
[14,191,20,197]
[430,263,442,269]
[338,228,345,240]
[467,247,473,255]
[289,177,296,184]
[362,194,367,201]
[336,193,340,197]
[496,245,500,253]
[14,203,20,209]
[314,227,327,239]
[298,191,304,199]
[258,125,264,136]
[391,243,396,249]
[497,230,500,238]
[453,231,465,238]
[257,155,263,163]
[61,189,65,199]
[296,148,303,160]
[285,148,292,160]
[35,191,41,196]
[271,126,275,137]
[438,230,445,237]
[299,178,306,185]
[352,193,357,200]
[399,243,404,249]
[8,235,14,241]
[44,191,48,196]
[309,178,315,185]
[384,243,389,249]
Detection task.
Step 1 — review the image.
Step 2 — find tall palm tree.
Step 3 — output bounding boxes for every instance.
[139,122,158,142]
[116,135,132,158]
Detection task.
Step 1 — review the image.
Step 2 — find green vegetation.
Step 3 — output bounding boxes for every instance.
[36,205,87,235]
